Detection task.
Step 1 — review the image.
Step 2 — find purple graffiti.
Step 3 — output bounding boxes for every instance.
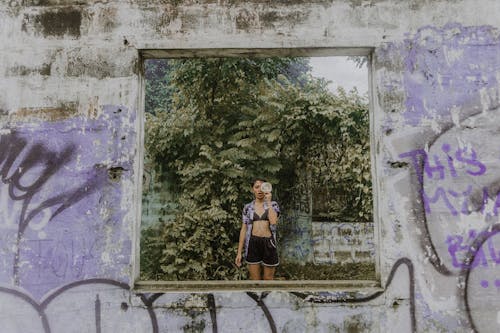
[0,105,135,298]
[421,187,460,216]
[26,237,97,280]
[0,131,106,284]
[446,229,500,269]
[398,144,493,217]
[402,23,500,127]
[399,144,486,184]
[418,185,500,217]
[479,279,500,289]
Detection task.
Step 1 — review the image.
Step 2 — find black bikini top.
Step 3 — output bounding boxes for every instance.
[253,208,269,222]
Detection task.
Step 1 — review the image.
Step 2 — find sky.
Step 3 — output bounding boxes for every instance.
[308,56,368,96]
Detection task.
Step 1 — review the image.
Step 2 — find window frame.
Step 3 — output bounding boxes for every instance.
[132,47,381,292]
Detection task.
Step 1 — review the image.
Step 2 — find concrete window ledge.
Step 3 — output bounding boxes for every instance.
[134,280,382,293]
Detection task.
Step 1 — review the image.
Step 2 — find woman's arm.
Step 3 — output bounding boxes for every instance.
[268,204,278,225]
[264,193,279,225]
[235,223,247,267]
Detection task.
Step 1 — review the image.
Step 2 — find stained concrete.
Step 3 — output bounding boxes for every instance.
[0,0,499,332]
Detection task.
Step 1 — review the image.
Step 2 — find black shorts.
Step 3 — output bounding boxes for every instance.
[246,235,279,266]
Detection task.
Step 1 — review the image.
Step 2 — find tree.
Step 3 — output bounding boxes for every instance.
[144,59,174,115]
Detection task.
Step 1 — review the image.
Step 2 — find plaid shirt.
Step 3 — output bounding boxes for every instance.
[242,200,280,257]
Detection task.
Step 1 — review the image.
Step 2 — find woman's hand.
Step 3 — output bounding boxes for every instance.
[264,192,272,203]
[235,252,242,267]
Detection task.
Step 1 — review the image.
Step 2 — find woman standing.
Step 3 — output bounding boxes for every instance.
[235,179,280,280]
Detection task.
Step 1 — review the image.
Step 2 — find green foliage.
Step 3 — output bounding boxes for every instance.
[144,59,174,115]
[258,76,372,222]
[141,57,371,280]
[276,261,376,280]
[140,224,165,280]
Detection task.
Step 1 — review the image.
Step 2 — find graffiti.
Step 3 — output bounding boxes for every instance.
[0,131,106,285]
[0,255,416,333]
[379,22,500,332]
[399,145,486,184]
[247,292,277,333]
[397,134,500,332]
[458,223,500,332]
[206,293,217,333]
[5,18,500,332]
[279,211,375,265]
[478,279,500,289]
[446,229,500,270]
[0,132,74,232]
[399,145,493,217]
[0,279,155,333]
[279,210,313,262]
[420,183,500,218]
[0,105,135,301]
[399,136,500,329]
[292,258,416,332]
[95,294,101,333]
[311,222,375,264]
[24,237,97,280]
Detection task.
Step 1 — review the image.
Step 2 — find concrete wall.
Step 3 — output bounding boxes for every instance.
[310,222,374,264]
[1,0,500,332]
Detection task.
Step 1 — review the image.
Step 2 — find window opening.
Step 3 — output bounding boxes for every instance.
[139,53,376,285]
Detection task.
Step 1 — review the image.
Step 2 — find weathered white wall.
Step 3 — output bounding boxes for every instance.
[1,0,500,332]
[311,222,374,264]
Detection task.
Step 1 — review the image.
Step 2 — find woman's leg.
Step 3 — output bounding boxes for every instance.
[248,264,261,280]
[263,266,275,280]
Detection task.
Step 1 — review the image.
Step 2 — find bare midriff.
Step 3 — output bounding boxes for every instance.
[252,220,272,237]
